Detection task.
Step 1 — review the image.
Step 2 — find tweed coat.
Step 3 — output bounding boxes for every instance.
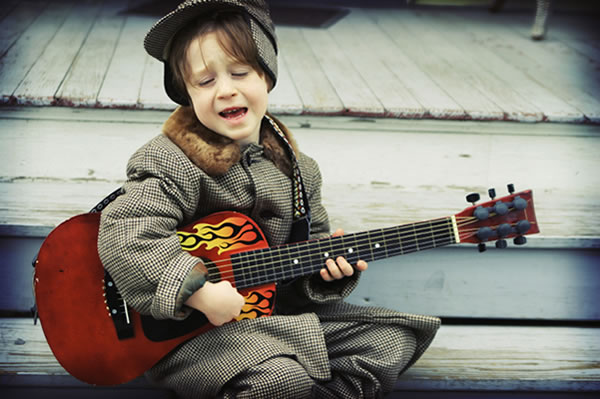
[97,107,441,398]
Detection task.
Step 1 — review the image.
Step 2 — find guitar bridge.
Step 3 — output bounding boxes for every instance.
[104,271,134,340]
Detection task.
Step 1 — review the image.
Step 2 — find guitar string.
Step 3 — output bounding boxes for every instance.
[211,236,459,286]
[183,214,502,272]
[183,216,463,270]
[191,215,515,279]
[200,217,514,283]
[178,199,534,284]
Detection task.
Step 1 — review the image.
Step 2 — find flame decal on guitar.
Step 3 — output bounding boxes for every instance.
[34,186,539,386]
[178,216,262,254]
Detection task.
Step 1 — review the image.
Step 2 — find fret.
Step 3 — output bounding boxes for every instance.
[253,248,269,287]
[231,252,248,287]
[415,221,435,251]
[431,218,454,247]
[307,239,325,275]
[277,243,295,281]
[397,225,415,254]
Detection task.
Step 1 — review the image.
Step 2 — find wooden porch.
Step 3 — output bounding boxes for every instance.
[0,0,599,122]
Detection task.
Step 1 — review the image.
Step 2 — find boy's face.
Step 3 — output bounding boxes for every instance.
[184,32,269,145]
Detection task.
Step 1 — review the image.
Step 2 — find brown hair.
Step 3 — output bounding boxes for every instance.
[168,12,271,102]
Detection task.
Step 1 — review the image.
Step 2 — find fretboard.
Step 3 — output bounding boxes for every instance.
[230,216,458,289]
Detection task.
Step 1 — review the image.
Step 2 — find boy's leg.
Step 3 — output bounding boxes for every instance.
[220,356,314,399]
[313,321,417,399]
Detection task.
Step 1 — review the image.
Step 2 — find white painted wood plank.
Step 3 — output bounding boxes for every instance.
[277,26,344,114]
[1,108,599,238]
[428,10,585,123]
[267,47,303,114]
[348,246,600,320]
[301,26,385,115]
[552,14,600,64]
[359,9,465,119]
[96,15,154,107]
[55,1,127,106]
[400,325,600,391]
[138,53,176,110]
[12,2,102,105]
[451,10,600,122]
[504,12,600,92]
[327,9,427,118]
[0,1,46,56]
[0,3,72,101]
[396,9,543,122]
[405,9,543,123]
[370,9,504,121]
[1,318,598,391]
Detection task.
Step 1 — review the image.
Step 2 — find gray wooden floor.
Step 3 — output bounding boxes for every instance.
[1,0,599,122]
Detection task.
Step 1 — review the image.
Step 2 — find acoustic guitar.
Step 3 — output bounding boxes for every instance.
[34,186,539,386]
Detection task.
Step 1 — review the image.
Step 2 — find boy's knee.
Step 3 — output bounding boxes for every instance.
[223,356,314,399]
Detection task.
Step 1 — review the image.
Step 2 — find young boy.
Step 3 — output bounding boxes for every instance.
[98,1,440,397]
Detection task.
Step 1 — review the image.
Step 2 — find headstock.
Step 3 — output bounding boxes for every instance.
[455,184,539,252]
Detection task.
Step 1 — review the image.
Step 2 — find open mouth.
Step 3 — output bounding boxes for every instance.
[219,107,248,120]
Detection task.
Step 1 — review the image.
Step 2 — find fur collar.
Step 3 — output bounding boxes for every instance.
[162,106,299,177]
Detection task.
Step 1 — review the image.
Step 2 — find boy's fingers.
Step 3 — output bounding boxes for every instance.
[336,256,354,277]
[326,258,344,280]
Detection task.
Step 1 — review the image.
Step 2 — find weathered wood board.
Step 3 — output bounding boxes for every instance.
[1,107,599,238]
[1,318,598,392]
[3,3,598,121]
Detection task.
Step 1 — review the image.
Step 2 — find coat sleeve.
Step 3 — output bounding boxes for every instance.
[97,137,206,320]
[276,154,360,313]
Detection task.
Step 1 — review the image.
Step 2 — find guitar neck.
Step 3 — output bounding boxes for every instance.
[229,216,459,289]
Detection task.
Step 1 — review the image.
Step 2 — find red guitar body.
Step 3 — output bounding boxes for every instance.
[34,211,275,386]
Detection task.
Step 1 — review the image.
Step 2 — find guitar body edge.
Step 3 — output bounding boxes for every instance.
[34,212,274,386]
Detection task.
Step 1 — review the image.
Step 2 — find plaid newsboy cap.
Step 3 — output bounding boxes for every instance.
[144,0,278,105]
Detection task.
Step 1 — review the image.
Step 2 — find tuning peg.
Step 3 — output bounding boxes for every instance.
[473,206,489,220]
[513,196,527,211]
[497,223,512,238]
[488,188,496,200]
[466,193,480,205]
[493,201,509,215]
[516,220,531,234]
[507,183,515,194]
[514,236,527,245]
[495,239,508,249]
[478,243,487,252]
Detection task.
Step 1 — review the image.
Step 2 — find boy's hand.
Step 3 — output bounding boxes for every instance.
[320,228,369,282]
[184,280,245,326]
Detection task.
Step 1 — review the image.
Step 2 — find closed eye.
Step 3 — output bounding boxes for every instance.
[198,78,214,87]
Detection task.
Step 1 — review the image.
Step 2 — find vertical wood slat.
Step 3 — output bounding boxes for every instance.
[0,1,47,56]
[55,1,127,106]
[400,9,545,123]
[372,10,505,121]
[441,10,600,123]
[12,2,103,105]
[277,26,344,114]
[97,15,154,107]
[0,2,73,101]
[427,9,585,123]
[327,9,428,118]
[301,26,385,115]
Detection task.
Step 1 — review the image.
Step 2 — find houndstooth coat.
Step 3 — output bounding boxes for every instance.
[98,107,441,398]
